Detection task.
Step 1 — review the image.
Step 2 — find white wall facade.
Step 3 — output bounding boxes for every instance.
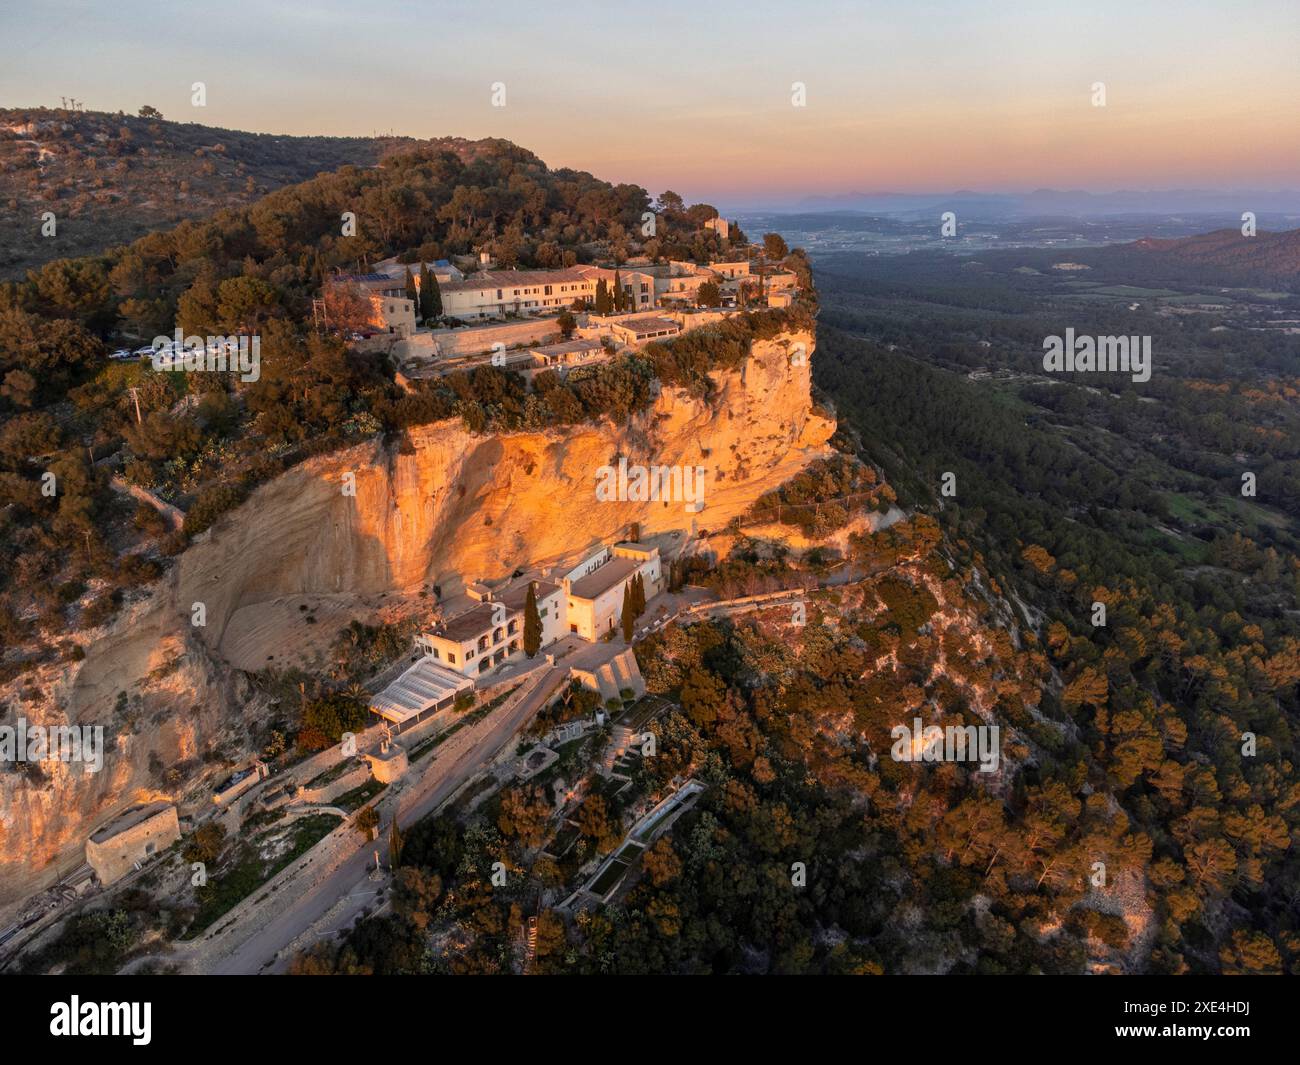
[419,586,564,678]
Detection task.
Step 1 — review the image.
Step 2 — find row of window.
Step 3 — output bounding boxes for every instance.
[477,620,520,650]
[491,282,597,300]
[464,278,664,303]
[429,637,528,668]
[423,604,554,665]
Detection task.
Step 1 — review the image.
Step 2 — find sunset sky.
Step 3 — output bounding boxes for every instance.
[3,0,1298,207]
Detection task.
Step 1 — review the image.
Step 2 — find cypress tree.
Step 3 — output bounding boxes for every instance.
[405,267,418,305]
[621,583,635,643]
[613,269,624,312]
[418,263,431,320]
[523,581,542,656]
[669,559,685,593]
[389,817,404,868]
[421,265,442,321]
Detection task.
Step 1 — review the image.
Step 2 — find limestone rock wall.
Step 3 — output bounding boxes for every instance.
[0,330,831,907]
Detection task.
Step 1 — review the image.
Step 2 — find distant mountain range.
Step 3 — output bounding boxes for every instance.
[793,188,1300,219]
[1126,226,1300,277]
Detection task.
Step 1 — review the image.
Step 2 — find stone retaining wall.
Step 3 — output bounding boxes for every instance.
[297,764,372,806]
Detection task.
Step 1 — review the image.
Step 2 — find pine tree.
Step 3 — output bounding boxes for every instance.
[621,583,635,643]
[523,581,543,656]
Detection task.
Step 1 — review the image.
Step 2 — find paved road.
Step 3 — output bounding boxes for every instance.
[201,669,564,975]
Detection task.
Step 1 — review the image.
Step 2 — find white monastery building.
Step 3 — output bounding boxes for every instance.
[561,543,662,641]
[438,266,657,320]
[418,577,566,678]
[369,541,662,718]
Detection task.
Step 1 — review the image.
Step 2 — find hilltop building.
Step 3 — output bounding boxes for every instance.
[528,337,609,373]
[369,655,475,729]
[711,260,751,281]
[369,295,417,336]
[408,543,661,681]
[326,250,797,339]
[437,265,658,320]
[324,273,418,337]
[561,543,662,641]
[704,216,731,240]
[610,317,681,346]
[419,576,566,678]
[85,802,180,886]
[330,272,405,298]
[364,739,410,783]
[372,256,464,284]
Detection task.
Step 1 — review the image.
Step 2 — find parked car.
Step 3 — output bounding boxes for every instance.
[142,341,183,368]
[108,348,135,360]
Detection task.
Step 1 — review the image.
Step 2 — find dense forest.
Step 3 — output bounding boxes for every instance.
[808,248,1300,973]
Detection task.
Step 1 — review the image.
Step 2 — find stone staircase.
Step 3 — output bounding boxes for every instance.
[601,725,635,774]
[589,648,645,704]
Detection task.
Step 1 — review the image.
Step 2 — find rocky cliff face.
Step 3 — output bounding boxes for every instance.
[0,330,832,906]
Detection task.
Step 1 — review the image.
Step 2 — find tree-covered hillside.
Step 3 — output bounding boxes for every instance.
[0,105,500,278]
[811,249,1300,974]
[0,137,769,666]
